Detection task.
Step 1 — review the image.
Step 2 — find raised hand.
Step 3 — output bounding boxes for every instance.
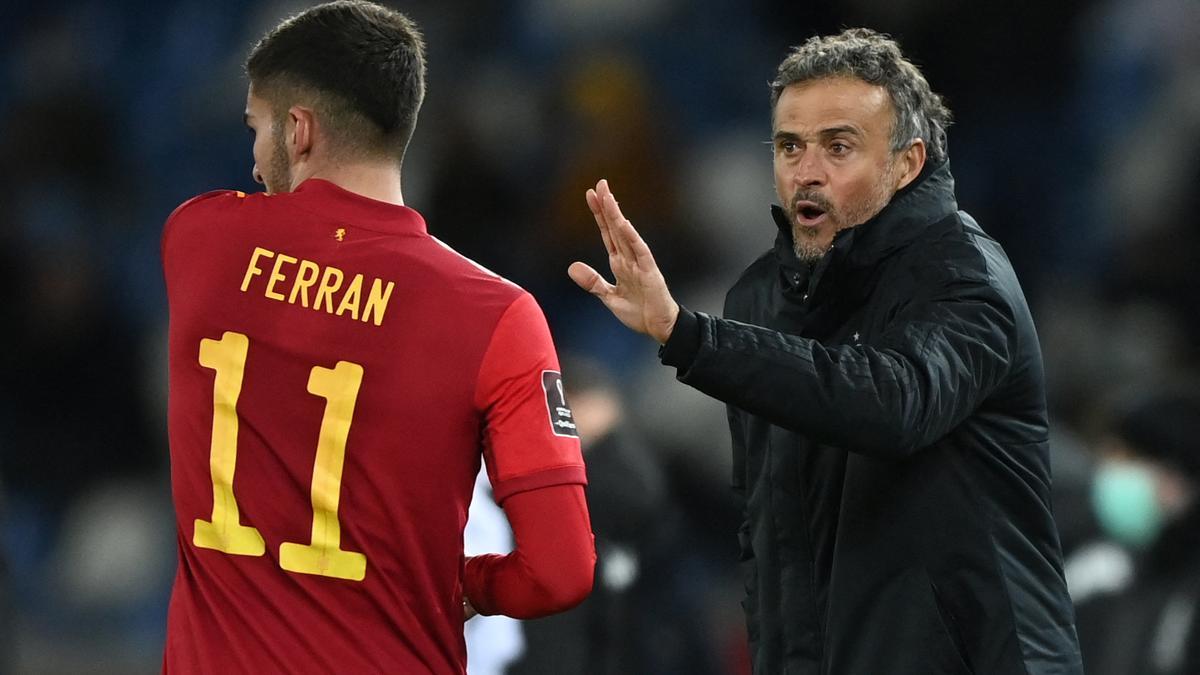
[568,179,680,345]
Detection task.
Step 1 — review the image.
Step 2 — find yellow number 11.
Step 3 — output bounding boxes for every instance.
[193,331,368,582]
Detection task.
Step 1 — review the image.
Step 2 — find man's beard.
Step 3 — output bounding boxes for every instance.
[265,130,293,194]
[789,166,897,264]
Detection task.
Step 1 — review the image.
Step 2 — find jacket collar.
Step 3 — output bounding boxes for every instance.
[770,160,958,271]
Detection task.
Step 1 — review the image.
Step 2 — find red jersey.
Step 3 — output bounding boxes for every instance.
[162,179,586,674]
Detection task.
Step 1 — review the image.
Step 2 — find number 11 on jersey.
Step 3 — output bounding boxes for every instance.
[280,361,367,581]
[194,331,368,582]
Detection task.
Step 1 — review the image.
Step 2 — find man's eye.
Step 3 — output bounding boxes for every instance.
[779,141,798,154]
[829,142,849,155]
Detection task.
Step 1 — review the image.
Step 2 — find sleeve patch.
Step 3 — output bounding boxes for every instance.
[542,371,579,438]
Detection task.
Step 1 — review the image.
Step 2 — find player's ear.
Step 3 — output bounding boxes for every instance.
[287,105,316,160]
[894,138,926,191]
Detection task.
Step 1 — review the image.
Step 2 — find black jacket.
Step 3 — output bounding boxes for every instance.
[660,162,1083,674]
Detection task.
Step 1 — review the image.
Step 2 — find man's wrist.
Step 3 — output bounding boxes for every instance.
[658,307,700,369]
[655,303,681,345]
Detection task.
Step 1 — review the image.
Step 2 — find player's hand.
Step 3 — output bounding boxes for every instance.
[463,597,478,621]
[568,179,680,344]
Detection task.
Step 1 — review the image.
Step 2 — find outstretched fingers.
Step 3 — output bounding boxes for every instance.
[600,191,639,265]
[593,182,626,257]
[586,188,617,256]
[567,261,616,298]
[626,227,659,270]
[602,191,657,272]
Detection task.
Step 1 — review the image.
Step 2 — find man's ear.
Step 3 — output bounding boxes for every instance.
[894,138,927,191]
[287,105,316,162]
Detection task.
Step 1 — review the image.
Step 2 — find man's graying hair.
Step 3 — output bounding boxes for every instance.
[771,29,952,164]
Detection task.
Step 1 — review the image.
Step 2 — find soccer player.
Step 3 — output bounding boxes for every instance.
[161,3,594,673]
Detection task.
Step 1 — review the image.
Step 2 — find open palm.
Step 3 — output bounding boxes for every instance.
[568,179,680,344]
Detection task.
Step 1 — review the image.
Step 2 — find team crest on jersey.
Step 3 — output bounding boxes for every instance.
[542,370,579,438]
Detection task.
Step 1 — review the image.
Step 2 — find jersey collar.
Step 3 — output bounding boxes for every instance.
[291,178,427,234]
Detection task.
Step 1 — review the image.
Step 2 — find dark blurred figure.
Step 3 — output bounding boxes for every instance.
[512,356,720,675]
[0,47,164,669]
[541,54,687,284]
[423,111,534,283]
[0,68,157,515]
[1075,385,1200,675]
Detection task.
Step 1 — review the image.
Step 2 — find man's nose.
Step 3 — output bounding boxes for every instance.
[252,165,264,185]
[794,154,825,188]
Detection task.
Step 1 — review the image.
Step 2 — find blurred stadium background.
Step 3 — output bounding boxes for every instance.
[1,0,1198,672]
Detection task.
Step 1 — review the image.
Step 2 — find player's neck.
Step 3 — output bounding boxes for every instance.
[297,162,405,206]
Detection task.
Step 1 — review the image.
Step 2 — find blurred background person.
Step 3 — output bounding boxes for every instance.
[511,355,726,675]
[1071,385,1200,675]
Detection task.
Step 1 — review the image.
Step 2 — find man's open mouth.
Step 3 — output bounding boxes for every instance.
[794,201,828,226]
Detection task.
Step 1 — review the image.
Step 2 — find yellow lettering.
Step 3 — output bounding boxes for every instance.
[362,279,395,327]
[314,266,345,314]
[265,253,297,301]
[240,247,274,293]
[335,274,364,320]
[289,260,321,308]
[240,247,390,327]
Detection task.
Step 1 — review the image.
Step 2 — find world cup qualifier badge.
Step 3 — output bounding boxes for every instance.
[542,371,579,438]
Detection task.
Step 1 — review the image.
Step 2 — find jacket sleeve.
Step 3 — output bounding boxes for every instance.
[664,272,1016,459]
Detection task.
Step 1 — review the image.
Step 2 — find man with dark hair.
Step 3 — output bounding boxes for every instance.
[571,28,1083,674]
[162,2,594,673]
[243,0,426,172]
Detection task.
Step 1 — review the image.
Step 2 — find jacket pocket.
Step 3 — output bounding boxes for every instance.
[925,576,975,675]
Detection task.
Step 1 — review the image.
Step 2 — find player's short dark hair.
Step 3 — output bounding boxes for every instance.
[770,28,952,164]
[246,0,426,163]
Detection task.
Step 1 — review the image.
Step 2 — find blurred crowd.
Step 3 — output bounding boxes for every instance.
[2,0,1199,672]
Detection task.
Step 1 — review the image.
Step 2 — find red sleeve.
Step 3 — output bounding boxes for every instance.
[463,483,595,619]
[161,189,246,269]
[474,292,587,502]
